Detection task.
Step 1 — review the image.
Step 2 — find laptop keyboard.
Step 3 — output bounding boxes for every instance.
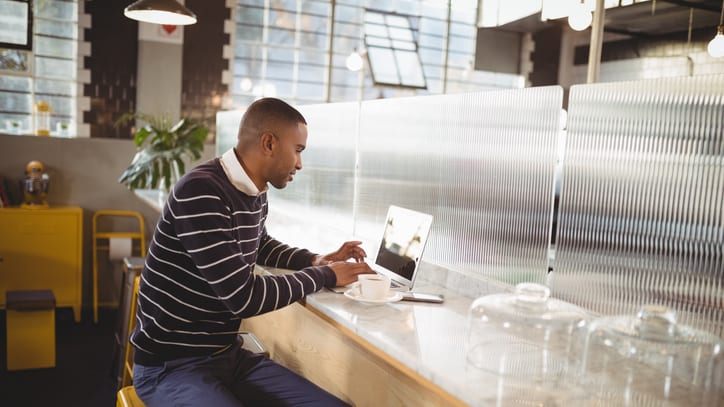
[374,271,403,289]
[375,271,404,289]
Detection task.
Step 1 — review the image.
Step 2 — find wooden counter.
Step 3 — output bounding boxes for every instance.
[241,298,467,407]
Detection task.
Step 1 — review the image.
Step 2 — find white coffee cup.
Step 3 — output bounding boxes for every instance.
[358,274,391,301]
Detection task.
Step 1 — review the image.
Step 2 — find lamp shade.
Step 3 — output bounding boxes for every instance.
[708,27,724,58]
[124,0,197,26]
[568,2,592,31]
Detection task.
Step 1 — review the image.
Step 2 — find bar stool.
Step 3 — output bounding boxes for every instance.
[116,386,145,407]
[120,274,141,389]
[6,289,56,371]
[114,256,145,389]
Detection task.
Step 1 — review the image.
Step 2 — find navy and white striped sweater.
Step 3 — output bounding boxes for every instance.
[131,156,336,365]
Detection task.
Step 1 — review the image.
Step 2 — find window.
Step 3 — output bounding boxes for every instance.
[364,10,426,89]
[231,0,333,107]
[0,0,33,51]
[0,0,77,136]
[229,0,521,108]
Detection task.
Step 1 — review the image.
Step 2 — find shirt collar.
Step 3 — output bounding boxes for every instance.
[220,148,267,196]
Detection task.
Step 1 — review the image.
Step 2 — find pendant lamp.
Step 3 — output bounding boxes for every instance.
[568,0,592,31]
[124,0,197,26]
[707,0,724,58]
[345,49,364,72]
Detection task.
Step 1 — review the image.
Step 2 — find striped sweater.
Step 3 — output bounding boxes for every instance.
[131,150,336,365]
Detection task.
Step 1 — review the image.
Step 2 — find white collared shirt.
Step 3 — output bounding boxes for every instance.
[220,148,267,196]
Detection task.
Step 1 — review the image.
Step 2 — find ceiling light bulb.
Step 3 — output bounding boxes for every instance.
[568,2,592,31]
[239,77,253,92]
[346,50,363,72]
[708,27,724,58]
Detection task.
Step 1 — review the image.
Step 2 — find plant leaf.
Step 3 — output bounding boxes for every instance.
[118,112,209,190]
[134,126,152,147]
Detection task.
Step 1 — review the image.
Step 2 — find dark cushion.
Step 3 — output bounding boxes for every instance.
[6,290,55,310]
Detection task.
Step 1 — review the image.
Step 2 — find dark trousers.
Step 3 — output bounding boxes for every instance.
[133,343,350,407]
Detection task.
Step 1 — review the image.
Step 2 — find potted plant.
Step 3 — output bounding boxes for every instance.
[116,113,209,191]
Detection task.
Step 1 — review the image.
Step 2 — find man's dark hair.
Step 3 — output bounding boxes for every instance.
[238,98,307,144]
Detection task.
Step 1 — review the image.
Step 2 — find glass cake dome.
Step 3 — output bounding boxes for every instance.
[578,304,724,406]
[466,282,591,382]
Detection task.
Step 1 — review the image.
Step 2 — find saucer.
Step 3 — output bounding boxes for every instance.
[344,286,403,304]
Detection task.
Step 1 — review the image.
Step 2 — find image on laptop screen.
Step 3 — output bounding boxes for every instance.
[374,205,433,288]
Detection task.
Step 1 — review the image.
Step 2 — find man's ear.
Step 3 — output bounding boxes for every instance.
[260,132,274,154]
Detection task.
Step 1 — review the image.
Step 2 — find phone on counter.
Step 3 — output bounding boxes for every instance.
[401,292,444,303]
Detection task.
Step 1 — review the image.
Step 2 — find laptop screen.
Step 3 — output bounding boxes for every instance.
[374,205,433,285]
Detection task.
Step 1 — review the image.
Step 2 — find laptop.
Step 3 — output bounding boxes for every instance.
[330,205,433,293]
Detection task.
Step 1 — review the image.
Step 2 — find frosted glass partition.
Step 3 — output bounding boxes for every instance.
[215,103,359,247]
[355,88,563,286]
[554,75,724,336]
[268,102,359,236]
[215,90,563,288]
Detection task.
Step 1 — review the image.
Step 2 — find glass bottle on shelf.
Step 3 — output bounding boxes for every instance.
[34,101,51,136]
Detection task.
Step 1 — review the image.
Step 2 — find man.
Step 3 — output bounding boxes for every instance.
[130,97,373,406]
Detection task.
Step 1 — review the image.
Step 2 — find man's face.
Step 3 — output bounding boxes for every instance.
[267,121,307,189]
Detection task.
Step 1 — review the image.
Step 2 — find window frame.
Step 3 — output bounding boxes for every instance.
[0,0,34,51]
[363,9,427,90]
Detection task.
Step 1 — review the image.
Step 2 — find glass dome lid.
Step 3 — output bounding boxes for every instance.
[591,304,722,345]
[469,282,590,328]
[580,304,724,405]
[466,282,591,380]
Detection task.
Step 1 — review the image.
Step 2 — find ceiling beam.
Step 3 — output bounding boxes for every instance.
[660,0,721,13]
[603,27,655,38]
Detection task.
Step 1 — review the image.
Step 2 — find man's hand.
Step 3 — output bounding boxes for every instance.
[312,241,367,266]
[328,261,375,287]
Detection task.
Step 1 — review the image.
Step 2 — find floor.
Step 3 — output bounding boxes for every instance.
[0,307,120,407]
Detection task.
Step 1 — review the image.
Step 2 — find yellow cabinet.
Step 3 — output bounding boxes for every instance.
[0,207,83,322]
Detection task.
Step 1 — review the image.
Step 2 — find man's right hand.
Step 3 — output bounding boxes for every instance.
[328,261,375,287]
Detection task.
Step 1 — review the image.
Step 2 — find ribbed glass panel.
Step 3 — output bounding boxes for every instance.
[269,102,359,236]
[354,87,562,286]
[554,75,724,336]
